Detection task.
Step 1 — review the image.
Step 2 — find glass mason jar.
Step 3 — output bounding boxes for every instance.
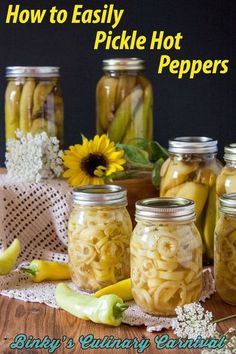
[160,137,222,263]
[131,198,202,316]
[96,58,153,144]
[216,144,236,197]
[214,193,236,305]
[5,66,64,145]
[68,185,132,292]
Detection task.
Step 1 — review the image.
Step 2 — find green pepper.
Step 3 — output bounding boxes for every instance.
[0,239,21,275]
[55,283,128,326]
[21,260,71,283]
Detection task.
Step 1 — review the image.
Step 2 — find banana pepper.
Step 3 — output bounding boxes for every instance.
[21,260,71,282]
[55,283,128,326]
[94,278,133,301]
[0,239,21,275]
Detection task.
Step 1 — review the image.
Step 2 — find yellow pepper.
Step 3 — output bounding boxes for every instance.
[21,260,71,283]
[94,278,133,301]
[56,283,128,326]
[0,239,21,275]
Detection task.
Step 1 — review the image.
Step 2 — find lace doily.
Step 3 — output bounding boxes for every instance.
[0,174,71,263]
[0,175,216,332]
[0,267,215,332]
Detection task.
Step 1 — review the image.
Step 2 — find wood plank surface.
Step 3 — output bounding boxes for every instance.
[0,292,235,354]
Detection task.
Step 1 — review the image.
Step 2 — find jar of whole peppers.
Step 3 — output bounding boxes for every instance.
[5,66,64,145]
[214,193,236,305]
[216,144,236,197]
[96,58,153,144]
[131,197,202,316]
[160,137,222,264]
[68,185,132,292]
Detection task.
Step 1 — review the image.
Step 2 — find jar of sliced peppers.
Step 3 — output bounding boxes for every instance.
[131,197,202,316]
[215,193,236,305]
[216,144,236,197]
[68,185,132,292]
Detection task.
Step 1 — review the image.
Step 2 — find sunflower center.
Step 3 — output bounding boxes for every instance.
[81,153,107,177]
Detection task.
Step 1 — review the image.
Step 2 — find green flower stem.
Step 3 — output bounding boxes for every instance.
[106,168,153,181]
[212,313,236,324]
[108,171,137,180]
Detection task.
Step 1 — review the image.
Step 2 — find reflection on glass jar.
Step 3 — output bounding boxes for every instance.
[131,198,202,316]
[5,66,64,145]
[96,58,153,144]
[68,185,132,292]
[217,144,236,197]
[160,137,222,263]
[214,193,236,305]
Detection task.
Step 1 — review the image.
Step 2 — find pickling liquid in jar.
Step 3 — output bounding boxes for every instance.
[160,137,222,264]
[68,185,132,292]
[131,198,203,316]
[216,144,236,197]
[96,58,153,144]
[214,193,236,305]
[5,66,64,145]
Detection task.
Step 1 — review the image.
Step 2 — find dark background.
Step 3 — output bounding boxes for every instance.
[0,0,236,166]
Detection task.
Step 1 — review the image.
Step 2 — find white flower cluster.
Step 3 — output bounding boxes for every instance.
[172,303,217,340]
[5,130,63,183]
[202,328,236,354]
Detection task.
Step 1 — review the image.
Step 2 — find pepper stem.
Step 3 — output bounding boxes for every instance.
[20,267,36,276]
[113,302,129,319]
[212,313,236,324]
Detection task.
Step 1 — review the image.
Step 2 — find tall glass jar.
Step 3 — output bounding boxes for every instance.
[68,185,132,292]
[131,198,202,316]
[96,58,153,144]
[160,137,222,263]
[216,144,236,197]
[214,193,236,305]
[5,66,64,145]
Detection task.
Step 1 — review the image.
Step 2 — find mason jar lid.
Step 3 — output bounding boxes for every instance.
[6,66,60,78]
[224,144,236,162]
[72,185,127,206]
[103,58,145,71]
[219,193,236,215]
[135,197,195,222]
[168,137,218,154]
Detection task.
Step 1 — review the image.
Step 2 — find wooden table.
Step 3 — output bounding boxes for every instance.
[0,292,235,354]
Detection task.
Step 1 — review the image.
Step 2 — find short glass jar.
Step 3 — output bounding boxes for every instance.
[131,198,202,316]
[5,66,64,144]
[214,193,236,305]
[160,137,222,263]
[96,58,153,144]
[216,144,236,197]
[68,185,132,292]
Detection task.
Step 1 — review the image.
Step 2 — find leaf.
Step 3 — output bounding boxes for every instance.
[117,143,151,168]
[152,158,165,188]
[131,138,149,150]
[149,141,169,161]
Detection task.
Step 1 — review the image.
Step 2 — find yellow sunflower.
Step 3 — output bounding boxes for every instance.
[63,135,126,186]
